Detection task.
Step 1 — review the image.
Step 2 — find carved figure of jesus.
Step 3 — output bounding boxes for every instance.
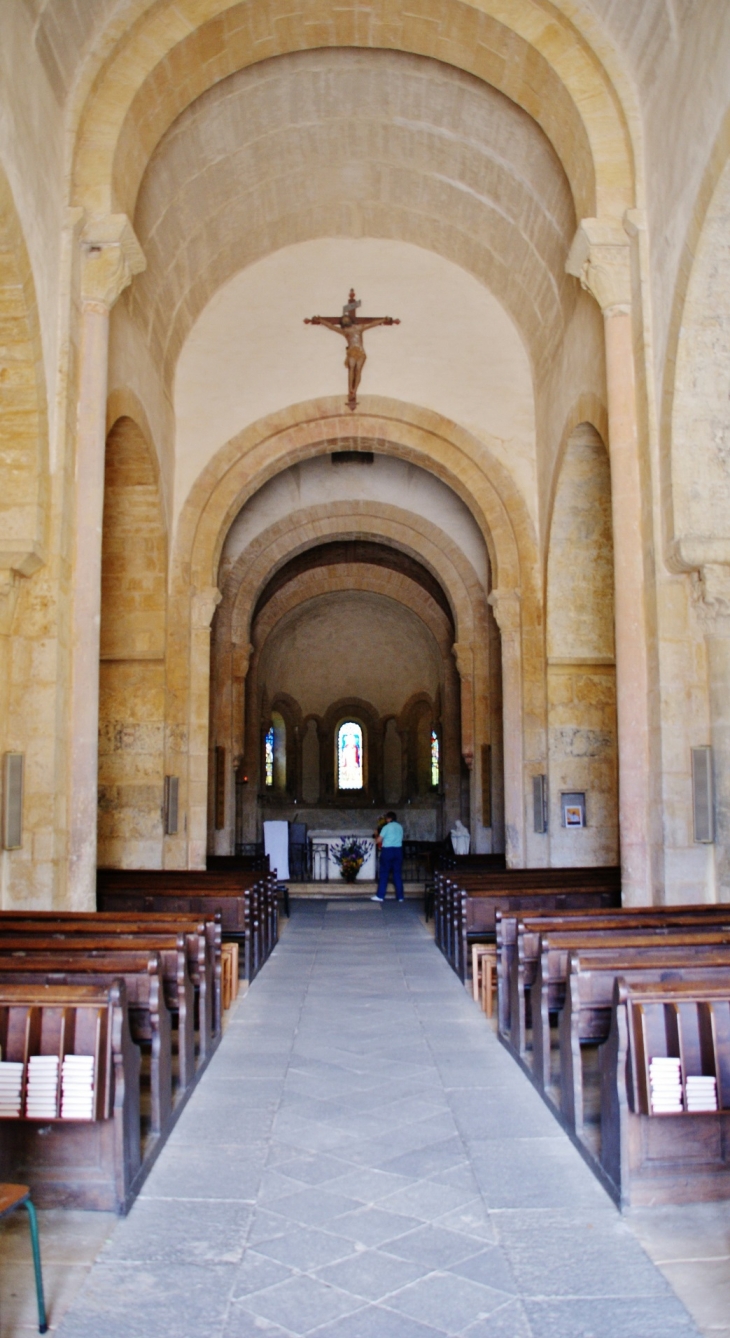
[305,290,400,409]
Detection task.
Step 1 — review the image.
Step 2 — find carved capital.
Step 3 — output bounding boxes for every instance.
[80,214,145,310]
[452,641,474,679]
[488,587,521,638]
[691,564,730,634]
[0,570,22,636]
[191,585,222,629]
[566,218,631,316]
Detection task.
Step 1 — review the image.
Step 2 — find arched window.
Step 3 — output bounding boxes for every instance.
[264,712,287,791]
[337,721,363,790]
[431,728,440,788]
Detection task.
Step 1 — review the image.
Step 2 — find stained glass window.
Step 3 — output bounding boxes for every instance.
[338,721,363,790]
[431,729,440,788]
[264,726,274,788]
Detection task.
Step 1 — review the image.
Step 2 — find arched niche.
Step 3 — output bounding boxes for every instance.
[546,422,617,866]
[98,415,167,869]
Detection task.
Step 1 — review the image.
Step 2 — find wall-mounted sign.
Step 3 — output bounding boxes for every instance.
[561,791,586,828]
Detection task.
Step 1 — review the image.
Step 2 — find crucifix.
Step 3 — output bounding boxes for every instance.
[304,289,400,410]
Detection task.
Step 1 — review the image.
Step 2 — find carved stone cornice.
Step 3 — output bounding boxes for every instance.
[452,641,474,679]
[191,586,222,630]
[566,218,631,316]
[487,587,521,638]
[691,564,730,635]
[80,214,145,311]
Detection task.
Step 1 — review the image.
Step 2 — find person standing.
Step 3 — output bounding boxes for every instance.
[371,811,405,902]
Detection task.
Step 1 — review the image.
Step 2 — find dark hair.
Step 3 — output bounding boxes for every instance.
[385,811,397,821]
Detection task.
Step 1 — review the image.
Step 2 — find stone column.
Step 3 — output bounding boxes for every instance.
[692,564,730,898]
[567,219,652,904]
[68,217,145,906]
[488,588,524,866]
[188,585,222,868]
[452,642,474,770]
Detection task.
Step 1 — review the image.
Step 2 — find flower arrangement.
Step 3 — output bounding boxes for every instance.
[331,837,371,883]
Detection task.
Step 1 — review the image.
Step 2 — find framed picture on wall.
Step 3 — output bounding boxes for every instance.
[561,792,586,828]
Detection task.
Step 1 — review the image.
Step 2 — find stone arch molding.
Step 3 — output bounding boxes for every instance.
[68,0,635,228]
[219,505,481,651]
[176,398,532,598]
[164,399,540,867]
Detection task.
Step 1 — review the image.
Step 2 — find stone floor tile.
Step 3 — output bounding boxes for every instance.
[331,1204,425,1247]
[323,1167,413,1203]
[253,1223,357,1271]
[495,1208,677,1298]
[386,1270,513,1332]
[231,1248,294,1296]
[376,1178,477,1221]
[447,1245,518,1293]
[55,1262,236,1338]
[459,1298,533,1337]
[311,1304,447,1337]
[314,1247,429,1301]
[237,1272,361,1334]
[101,1197,254,1265]
[266,1187,364,1226]
[140,1143,266,1200]
[523,1295,700,1337]
[382,1223,484,1269]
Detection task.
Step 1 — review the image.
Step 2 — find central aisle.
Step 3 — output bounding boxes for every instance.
[59,903,698,1338]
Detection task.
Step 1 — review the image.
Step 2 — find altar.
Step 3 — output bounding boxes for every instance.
[309,830,377,881]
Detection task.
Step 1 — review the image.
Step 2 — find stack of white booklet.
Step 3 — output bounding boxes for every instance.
[0,1058,24,1118]
[60,1054,95,1120]
[649,1056,683,1113]
[686,1075,718,1112]
[25,1054,59,1118]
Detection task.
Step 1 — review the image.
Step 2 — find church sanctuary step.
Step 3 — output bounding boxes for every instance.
[287,881,424,899]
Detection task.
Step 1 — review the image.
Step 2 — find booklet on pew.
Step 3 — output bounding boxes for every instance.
[0,1053,24,1117]
[61,1055,95,1120]
[25,1054,60,1118]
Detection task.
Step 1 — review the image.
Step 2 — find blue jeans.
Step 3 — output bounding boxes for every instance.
[377,847,404,901]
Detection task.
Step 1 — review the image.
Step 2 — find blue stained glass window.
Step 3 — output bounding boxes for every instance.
[338,722,363,790]
[264,726,274,788]
[431,729,440,788]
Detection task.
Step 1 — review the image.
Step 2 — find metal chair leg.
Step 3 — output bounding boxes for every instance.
[23,1199,48,1334]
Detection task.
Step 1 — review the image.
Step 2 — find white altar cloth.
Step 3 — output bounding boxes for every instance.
[309,830,377,881]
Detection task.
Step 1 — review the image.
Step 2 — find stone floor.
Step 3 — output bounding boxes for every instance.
[2,902,726,1337]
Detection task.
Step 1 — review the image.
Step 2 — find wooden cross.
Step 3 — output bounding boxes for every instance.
[305,289,400,410]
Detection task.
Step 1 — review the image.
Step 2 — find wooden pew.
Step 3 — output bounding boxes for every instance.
[434,866,620,979]
[0,932,195,1084]
[600,978,730,1206]
[96,869,277,983]
[0,949,174,1133]
[530,929,730,1095]
[560,947,730,1137]
[500,905,730,1055]
[0,915,217,1060]
[0,981,142,1212]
